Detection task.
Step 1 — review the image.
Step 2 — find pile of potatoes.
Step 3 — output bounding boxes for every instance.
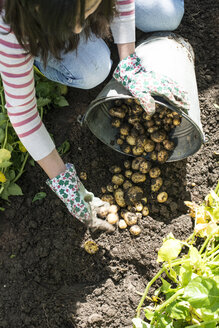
[109,98,182,163]
[101,157,168,236]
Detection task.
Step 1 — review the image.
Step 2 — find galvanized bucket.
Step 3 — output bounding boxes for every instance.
[82,32,205,161]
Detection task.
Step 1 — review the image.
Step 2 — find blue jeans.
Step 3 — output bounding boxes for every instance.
[34,0,184,89]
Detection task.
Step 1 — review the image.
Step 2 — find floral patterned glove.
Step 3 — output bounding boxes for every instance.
[46,163,114,232]
[113,53,190,115]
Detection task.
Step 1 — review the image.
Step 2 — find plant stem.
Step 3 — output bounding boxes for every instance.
[152,288,184,315]
[186,319,219,328]
[199,234,213,254]
[206,244,219,257]
[2,120,8,149]
[136,267,165,317]
[12,152,29,183]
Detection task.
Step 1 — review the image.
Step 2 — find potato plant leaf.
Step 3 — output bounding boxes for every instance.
[32,192,47,203]
[157,238,182,262]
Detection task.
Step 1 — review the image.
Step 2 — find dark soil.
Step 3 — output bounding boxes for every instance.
[0,1,218,327]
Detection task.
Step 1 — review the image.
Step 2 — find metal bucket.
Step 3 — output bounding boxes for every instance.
[83,32,205,161]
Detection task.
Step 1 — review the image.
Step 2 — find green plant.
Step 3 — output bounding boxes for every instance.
[0,74,69,201]
[133,182,219,328]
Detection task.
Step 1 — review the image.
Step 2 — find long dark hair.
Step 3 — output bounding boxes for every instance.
[1,0,116,65]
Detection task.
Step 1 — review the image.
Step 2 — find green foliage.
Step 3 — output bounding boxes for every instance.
[0,74,69,202]
[32,192,47,203]
[133,184,219,328]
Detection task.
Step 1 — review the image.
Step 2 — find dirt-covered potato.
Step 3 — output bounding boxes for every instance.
[157,149,169,163]
[124,160,131,169]
[163,140,175,151]
[151,130,166,143]
[120,124,130,136]
[151,177,163,192]
[106,183,114,193]
[132,104,143,116]
[150,151,157,161]
[130,225,141,236]
[106,213,119,224]
[114,188,126,207]
[132,145,144,156]
[141,197,147,205]
[142,112,153,121]
[147,126,159,134]
[101,186,107,193]
[116,138,124,145]
[145,119,154,128]
[157,191,168,203]
[118,219,128,229]
[131,172,146,184]
[101,194,114,205]
[131,157,145,171]
[173,117,181,126]
[109,107,126,119]
[126,135,136,146]
[144,140,155,152]
[111,118,121,128]
[134,202,143,212]
[123,212,138,226]
[121,143,131,154]
[120,209,128,219]
[124,170,133,179]
[125,186,144,205]
[149,167,161,178]
[142,206,149,216]
[109,165,122,174]
[108,204,119,214]
[139,159,151,174]
[112,174,124,186]
[133,122,145,134]
[123,180,133,190]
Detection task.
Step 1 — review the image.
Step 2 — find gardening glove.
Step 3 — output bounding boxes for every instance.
[46,163,115,233]
[113,53,190,115]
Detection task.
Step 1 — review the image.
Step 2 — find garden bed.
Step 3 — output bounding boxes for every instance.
[0,0,218,327]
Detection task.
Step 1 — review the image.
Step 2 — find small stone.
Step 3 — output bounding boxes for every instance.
[191,182,196,187]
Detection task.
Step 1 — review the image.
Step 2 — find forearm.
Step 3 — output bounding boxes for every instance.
[117,42,135,61]
[37,148,66,179]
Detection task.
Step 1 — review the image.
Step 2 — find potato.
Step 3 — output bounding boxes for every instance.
[139,159,151,174]
[136,135,147,148]
[128,116,140,125]
[124,212,138,226]
[142,206,149,216]
[141,197,147,205]
[111,118,121,128]
[80,172,87,181]
[113,184,119,190]
[117,138,124,145]
[131,172,146,184]
[101,194,114,205]
[145,119,154,128]
[120,124,130,136]
[109,165,122,174]
[173,117,181,126]
[127,205,136,212]
[132,104,143,116]
[149,167,161,178]
[120,209,128,219]
[157,150,169,163]
[151,177,163,192]
[144,140,155,152]
[157,191,168,203]
[163,140,175,151]
[163,117,172,125]
[114,188,126,207]
[124,160,131,169]
[133,122,145,134]
[154,118,162,126]
[123,180,133,190]
[98,206,110,218]
[106,183,114,193]
[107,213,119,224]
[126,135,136,146]
[125,186,144,205]
[131,157,145,171]
[134,202,143,212]
[151,130,167,143]
[147,126,159,134]
[130,225,141,236]
[130,128,139,138]
[125,170,133,179]
[142,112,153,121]
[101,186,107,193]
[150,151,157,161]
[108,204,119,214]
[132,145,144,156]
[125,98,133,105]
[121,144,131,154]
[112,174,124,186]
[118,219,128,229]
[109,107,126,119]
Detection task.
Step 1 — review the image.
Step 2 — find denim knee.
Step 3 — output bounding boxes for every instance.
[136,0,185,32]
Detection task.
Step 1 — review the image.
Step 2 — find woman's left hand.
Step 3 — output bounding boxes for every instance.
[113,53,190,115]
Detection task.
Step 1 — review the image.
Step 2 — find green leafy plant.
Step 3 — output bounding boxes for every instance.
[0,74,69,202]
[133,182,219,328]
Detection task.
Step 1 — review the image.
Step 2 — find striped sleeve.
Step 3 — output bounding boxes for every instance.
[110,0,135,44]
[0,16,55,161]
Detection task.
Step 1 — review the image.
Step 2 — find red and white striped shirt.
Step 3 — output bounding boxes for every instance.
[0,0,135,161]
